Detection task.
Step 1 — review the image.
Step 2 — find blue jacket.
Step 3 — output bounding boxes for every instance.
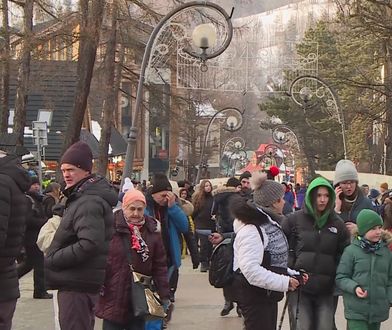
[144,195,188,330]
[145,195,188,270]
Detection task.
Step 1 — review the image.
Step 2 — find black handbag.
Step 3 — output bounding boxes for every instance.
[121,236,165,320]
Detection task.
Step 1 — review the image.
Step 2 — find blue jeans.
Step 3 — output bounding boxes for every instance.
[288,290,334,330]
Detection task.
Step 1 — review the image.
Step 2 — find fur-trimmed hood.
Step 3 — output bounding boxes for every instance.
[212,185,237,196]
[229,195,269,226]
[352,228,392,245]
[179,198,194,216]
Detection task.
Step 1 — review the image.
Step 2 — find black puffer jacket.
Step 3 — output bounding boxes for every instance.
[211,186,239,233]
[283,211,349,295]
[45,175,117,293]
[25,191,47,247]
[0,154,31,302]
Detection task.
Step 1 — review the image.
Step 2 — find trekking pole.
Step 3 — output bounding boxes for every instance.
[293,288,301,330]
[277,296,288,330]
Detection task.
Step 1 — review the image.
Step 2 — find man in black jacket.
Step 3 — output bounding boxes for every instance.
[0,149,30,330]
[45,141,117,330]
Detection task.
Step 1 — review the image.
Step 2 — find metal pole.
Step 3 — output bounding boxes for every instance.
[121,1,234,188]
[37,138,42,193]
[195,114,216,184]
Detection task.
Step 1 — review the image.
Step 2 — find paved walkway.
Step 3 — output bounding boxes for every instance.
[12,256,392,329]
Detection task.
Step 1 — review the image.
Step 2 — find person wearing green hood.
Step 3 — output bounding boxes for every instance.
[283,176,350,330]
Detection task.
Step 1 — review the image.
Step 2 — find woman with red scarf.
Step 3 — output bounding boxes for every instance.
[96,189,170,330]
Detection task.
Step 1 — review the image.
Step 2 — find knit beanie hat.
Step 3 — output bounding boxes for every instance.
[122,189,146,209]
[60,141,93,172]
[380,182,388,190]
[226,177,241,187]
[333,159,358,186]
[30,176,40,185]
[357,209,383,236]
[150,173,172,194]
[251,171,284,207]
[369,189,380,199]
[267,165,280,179]
[239,171,251,181]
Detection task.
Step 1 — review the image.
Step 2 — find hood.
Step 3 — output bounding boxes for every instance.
[305,177,335,230]
[65,175,118,208]
[229,195,269,226]
[351,228,392,245]
[179,198,194,216]
[0,154,31,193]
[212,185,237,197]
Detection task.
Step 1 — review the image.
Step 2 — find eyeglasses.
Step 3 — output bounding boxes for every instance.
[340,181,356,186]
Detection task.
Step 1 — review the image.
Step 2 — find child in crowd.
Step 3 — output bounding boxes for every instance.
[336,209,392,330]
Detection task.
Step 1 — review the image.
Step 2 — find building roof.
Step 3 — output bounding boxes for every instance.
[4,60,126,161]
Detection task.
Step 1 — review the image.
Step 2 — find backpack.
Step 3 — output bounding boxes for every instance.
[209,234,235,288]
[209,225,266,289]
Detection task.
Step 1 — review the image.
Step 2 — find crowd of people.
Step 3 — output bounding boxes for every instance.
[1,142,392,330]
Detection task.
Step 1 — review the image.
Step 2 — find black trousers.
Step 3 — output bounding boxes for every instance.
[0,299,17,330]
[58,291,98,330]
[17,244,46,294]
[197,234,213,264]
[238,300,278,330]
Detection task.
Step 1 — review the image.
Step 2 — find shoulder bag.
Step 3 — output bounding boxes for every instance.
[121,236,166,320]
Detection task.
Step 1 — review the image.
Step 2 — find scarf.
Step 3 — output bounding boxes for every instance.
[358,236,382,253]
[127,218,149,262]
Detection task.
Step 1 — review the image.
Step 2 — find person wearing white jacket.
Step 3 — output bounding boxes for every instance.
[231,172,305,330]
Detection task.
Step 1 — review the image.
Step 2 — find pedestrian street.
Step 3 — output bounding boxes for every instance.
[12,256,392,330]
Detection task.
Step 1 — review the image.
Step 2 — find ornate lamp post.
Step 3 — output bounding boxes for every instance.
[272,125,300,151]
[227,148,248,176]
[257,144,284,170]
[289,75,347,159]
[195,107,244,183]
[272,125,300,181]
[220,137,248,176]
[121,1,234,186]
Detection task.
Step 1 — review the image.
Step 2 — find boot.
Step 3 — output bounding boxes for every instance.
[236,305,242,317]
[33,291,53,299]
[200,262,209,272]
[220,301,234,316]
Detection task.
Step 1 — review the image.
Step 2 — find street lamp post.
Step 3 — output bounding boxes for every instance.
[195,107,244,184]
[272,125,300,151]
[227,148,248,176]
[272,125,300,182]
[121,1,234,186]
[289,75,347,159]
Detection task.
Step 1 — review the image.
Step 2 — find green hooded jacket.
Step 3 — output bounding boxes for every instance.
[336,238,392,323]
[305,177,336,230]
